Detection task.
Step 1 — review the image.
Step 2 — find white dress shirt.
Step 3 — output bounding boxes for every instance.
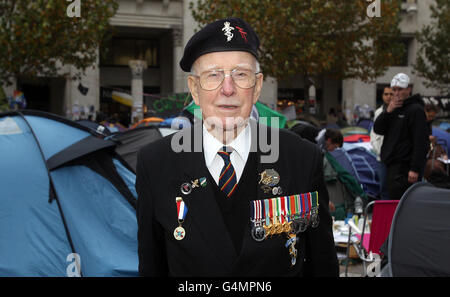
[370,106,384,161]
[203,123,251,185]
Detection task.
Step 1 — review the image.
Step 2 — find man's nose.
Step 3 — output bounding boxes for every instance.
[221,75,236,96]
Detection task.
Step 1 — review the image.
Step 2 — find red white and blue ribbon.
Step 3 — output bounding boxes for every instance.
[176,198,188,221]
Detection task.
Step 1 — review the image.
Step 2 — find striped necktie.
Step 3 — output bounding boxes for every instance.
[218,146,237,197]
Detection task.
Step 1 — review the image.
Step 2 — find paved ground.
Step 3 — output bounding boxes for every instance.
[337,250,365,277]
[339,261,365,277]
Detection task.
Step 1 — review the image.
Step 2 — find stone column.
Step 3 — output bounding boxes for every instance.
[129,60,147,124]
[172,25,185,93]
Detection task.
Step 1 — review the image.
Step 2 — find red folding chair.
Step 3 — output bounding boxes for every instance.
[345,200,399,276]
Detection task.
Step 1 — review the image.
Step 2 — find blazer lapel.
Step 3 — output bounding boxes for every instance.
[172,125,237,270]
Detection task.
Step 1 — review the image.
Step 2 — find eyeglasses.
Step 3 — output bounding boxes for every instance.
[193,68,260,91]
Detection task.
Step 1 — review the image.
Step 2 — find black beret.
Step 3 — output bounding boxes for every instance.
[180,17,260,72]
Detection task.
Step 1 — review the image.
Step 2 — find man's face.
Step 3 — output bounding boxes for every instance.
[426,110,437,122]
[325,138,338,152]
[392,86,411,102]
[382,87,393,105]
[187,51,263,131]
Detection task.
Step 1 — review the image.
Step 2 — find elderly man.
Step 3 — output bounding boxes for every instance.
[135,17,338,277]
[373,73,429,200]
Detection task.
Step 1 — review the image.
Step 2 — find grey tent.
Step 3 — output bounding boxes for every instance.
[386,182,450,276]
[112,126,163,172]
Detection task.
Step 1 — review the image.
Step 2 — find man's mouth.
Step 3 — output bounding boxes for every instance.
[218,105,238,109]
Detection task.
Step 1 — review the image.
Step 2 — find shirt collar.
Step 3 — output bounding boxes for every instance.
[203,122,251,167]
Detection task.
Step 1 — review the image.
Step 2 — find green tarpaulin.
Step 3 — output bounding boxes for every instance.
[184,101,286,128]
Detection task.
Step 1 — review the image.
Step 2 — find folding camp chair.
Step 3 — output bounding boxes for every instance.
[344,200,399,276]
[386,182,450,276]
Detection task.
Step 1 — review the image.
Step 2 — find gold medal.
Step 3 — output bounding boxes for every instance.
[173,226,186,240]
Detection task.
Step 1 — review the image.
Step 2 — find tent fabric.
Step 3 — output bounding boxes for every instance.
[76,120,112,136]
[344,146,380,197]
[340,126,369,137]
[0,111,139,276]
[331,146,380,198]
[47,136,117,170]
[290,121,320,144]
[325,152,367,202]
[388,182,450,276]
[432,127,450,155]
[112,126,163,172]
[343,134,370,143]
[0,116,73,276]
[51,165,138,276]
[329,148,361,184]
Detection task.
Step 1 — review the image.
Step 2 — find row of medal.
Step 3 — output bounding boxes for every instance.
[250,192,320,266]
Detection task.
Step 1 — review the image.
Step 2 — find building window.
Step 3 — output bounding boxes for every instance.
[392,37,413,67]
[101,37,159,67]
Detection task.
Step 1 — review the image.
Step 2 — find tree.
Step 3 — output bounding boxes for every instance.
[414,0,450,94]
[190,0,404,101]
[0,0,118,85]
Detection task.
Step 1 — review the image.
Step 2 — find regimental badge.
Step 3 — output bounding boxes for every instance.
[222,21,235,42]
[199,177,207,187]
[180,177,207,195]
[259,169,280,187]
[180,182,192,195]
[259,169,282,195]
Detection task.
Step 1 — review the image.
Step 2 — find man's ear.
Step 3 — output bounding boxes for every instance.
[188,75,200,106]
[253,73,264,104]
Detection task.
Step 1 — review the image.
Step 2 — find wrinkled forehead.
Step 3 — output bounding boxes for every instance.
[193,51,257,72]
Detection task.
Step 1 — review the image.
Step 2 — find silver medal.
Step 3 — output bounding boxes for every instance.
[251,225,266,242]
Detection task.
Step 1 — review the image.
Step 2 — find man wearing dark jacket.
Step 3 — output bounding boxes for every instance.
[373,73,429,199]
[135,17,338,277]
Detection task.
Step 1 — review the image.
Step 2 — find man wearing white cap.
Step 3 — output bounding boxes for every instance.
[373,73,429,199]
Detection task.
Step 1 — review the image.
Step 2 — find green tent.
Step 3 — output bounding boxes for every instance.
[184,101,286,128]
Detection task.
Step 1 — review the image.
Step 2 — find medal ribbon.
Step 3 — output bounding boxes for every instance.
[265,199,270,226]
[306,192,312,220]
[273,198,279,225]
[312,191,319,209]
[300,194,306,218]
[176,199,188,221]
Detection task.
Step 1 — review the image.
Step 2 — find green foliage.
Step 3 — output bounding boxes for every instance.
[0,0,118,85]
[189,0,403,82]
[414,0,450,94]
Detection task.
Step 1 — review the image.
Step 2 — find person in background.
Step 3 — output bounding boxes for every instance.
[370,87,394,199]
[373,73,429,200]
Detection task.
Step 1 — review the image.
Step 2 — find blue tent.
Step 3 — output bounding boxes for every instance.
[433,127,450,155]
[331,145,380,198]
[0,111,138,276]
